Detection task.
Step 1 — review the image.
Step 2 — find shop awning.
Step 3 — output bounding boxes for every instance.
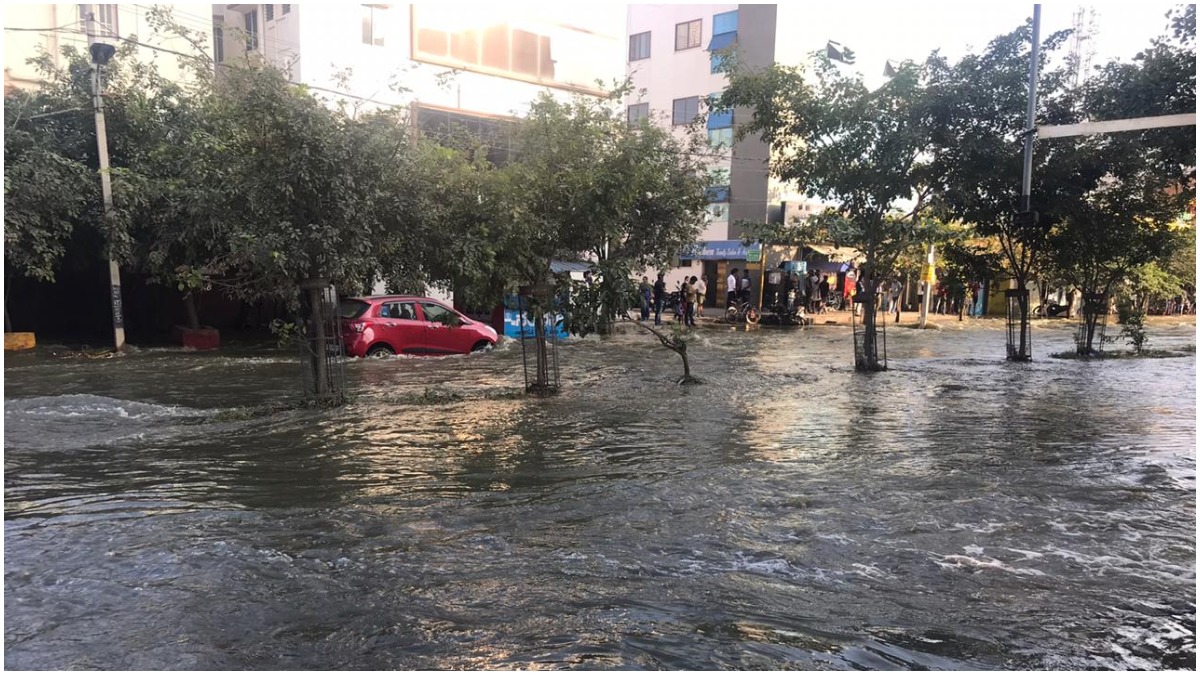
[550,260,593,274]
[680,240,759,261]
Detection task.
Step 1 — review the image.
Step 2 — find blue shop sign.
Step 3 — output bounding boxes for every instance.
[680,240,760,261]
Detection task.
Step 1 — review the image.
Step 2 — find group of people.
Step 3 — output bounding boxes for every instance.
[638,272,708,327]
[635,268,760,327]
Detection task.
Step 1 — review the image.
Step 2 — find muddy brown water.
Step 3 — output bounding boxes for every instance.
[5,319,1195,669]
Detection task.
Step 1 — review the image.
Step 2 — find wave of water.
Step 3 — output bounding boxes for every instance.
[4,322,1195,669]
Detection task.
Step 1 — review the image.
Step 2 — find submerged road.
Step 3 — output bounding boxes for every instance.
[5,319,1195,669]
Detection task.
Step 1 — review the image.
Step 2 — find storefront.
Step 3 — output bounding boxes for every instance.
[678,240,764,307]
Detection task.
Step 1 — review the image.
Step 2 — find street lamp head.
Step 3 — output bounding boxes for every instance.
[90,42,116,66]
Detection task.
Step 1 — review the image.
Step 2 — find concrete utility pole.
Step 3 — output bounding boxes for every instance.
[87,10,125,351]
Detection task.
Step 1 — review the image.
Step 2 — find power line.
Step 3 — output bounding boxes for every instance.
[4,22,84,32]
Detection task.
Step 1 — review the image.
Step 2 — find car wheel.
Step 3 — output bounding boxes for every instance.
[366,344,395,358]
[471,340,494,353]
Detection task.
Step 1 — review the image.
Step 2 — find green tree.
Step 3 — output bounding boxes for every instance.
[512,88,711,337]
[3,90,97,331]
[718,55,936,370]
[1048,7,1194,355]
[924,23,1078,358]
[504,86,711,390]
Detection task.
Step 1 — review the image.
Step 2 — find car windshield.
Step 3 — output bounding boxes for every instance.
[338,299,370,319]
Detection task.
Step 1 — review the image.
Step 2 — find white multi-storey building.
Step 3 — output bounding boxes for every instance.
[4,3,216,90]
[211,5,623,145]
[626,4,830,306]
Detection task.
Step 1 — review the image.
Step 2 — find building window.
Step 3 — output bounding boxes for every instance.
[709,167,731,185]
[627,102,650,126]
[243,9,258,50]
[629,31,650,61]
[80,4,120,37]
[708,127,733,149]
[706,185,730,203]
[675,19,701,50]
[672,96,699,126]
[213,24,224,62]
[282,4,291,14]
[708,202,728,219]
[362,5,385,46]
[265,4,274,21]
[713,10,738,35]
[707,92,734,129]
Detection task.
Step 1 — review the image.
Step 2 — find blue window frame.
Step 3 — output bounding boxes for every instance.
[707,12,736,74]
[707,91,732,129]
[713,10,737,35]
[711,52,728,74]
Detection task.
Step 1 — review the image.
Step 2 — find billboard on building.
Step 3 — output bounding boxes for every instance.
[409,5,620,95]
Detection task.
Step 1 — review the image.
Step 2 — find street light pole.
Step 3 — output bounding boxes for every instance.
[1021,4,1041,213]
[87,10,125,351]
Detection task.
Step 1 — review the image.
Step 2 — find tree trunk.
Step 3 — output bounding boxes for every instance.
[1078,304,1101,356]
[184,293,201,330]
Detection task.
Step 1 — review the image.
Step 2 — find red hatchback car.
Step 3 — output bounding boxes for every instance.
[338,296,499,358]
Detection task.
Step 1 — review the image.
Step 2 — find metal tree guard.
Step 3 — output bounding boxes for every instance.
[1005,289,1033,361]
[1075,292,1110,356]
[517,287,560,395]
[298,279,347,405]
[850,295,888,371]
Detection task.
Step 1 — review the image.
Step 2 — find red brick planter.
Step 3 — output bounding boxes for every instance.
[176,326,220,351]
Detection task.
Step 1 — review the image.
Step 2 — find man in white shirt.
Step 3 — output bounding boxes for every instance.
[695,275,708,319]
[726,268,738,307]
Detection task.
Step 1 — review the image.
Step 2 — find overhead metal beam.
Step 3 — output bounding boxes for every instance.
[1038,113,1197,139]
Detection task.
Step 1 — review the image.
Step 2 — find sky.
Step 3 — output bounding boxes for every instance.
[769,2,1183,89]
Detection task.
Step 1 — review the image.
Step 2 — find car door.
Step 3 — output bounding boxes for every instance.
[375,301,424,354]
[419,301,473,354]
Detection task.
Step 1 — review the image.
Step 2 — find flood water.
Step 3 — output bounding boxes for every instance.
[5,318,1196,670]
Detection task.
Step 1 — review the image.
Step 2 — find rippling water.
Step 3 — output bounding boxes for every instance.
[5,318,1196,669]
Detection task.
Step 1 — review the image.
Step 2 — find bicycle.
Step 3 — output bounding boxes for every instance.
[725,298,761,325]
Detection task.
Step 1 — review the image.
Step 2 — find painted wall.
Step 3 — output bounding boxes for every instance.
[726,3,775,234]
